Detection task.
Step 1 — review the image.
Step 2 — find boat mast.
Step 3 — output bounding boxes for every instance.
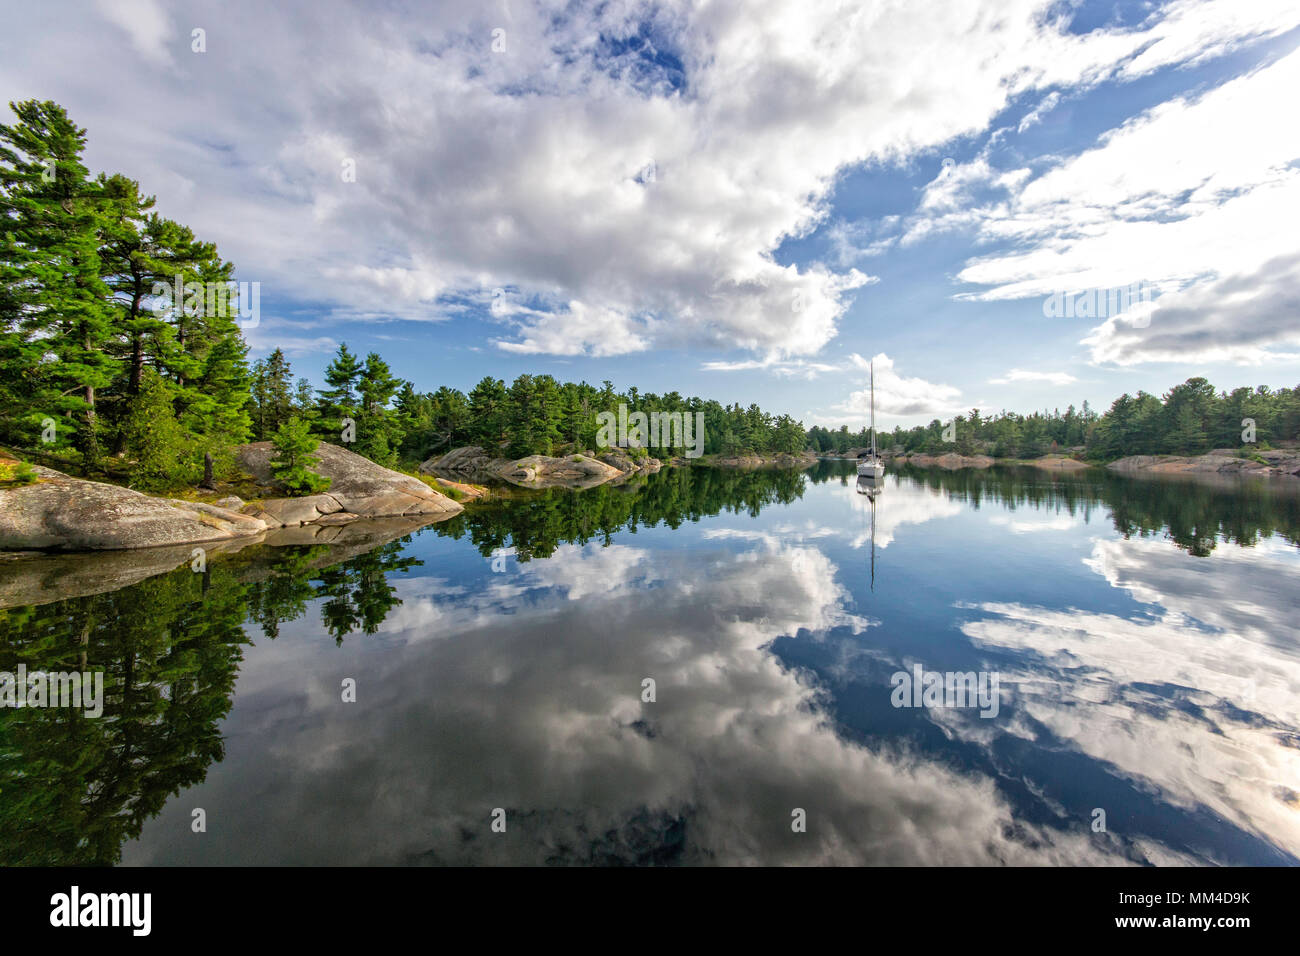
[870,359,877,462]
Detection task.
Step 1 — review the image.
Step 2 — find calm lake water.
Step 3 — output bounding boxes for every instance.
[2,460,1298,866]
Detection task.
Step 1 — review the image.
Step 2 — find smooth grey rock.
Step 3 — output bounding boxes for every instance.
[423,447,630,489]
[245,493,341,527]
[314,512,360,525]
[236,441,463,520]
[422,445,496,476]
[1106,454,1289,476]
[0,467,267,552]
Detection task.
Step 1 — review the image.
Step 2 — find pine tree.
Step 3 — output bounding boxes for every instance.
[184,328,252,478]
[0,100,115,465]
[316,343,362,443]
[293,377,316,417]
[119,369,196,491]
[250,358,270,440]
[355,351,403,465]
[427,386,468,452]
[1166,403,1206,454]
[261,348,294,435]
[467,376,508,449]
[393,382,430,459]
[505,374,562,457]
[1161,378,1214,454]
[96,175,168,451]
[269,416,331,496]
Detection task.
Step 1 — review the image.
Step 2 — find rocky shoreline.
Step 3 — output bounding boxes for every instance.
[421,446,658,489]
[886,451,1090,471]
[234,442,461,526]
[0,442,841,558]
[890,452,997,470]
[874,448,1300,477]
[0,442,462,554]
[1106,449,1300,478]
[692,451,819,469]
[420,445,817,489]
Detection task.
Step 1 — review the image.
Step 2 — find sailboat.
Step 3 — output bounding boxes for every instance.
[857,359,885,480]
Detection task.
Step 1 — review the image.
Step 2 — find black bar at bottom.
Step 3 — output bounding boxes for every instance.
[0,865,1286,942]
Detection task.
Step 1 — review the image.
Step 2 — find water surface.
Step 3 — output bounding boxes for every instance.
[2,461,1297,865]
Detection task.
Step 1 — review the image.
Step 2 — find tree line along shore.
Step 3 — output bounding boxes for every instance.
[809,377,1300,469]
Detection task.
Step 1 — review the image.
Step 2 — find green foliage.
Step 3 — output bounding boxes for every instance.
[354,351,404,466]
[0,99,252,479]
[465,375,508,449]
[0,100,113,465]
[0,458,37,485]
[269,416,331,496]
[390,375,802,463]
[293,376,316,417]
[314,342,362,441]
[425,476,464,501]
[250,348,294,440]
[503,373,561,457]
[837,378,1300,462]
[118,370,198,491]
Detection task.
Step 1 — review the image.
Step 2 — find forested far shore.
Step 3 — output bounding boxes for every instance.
[249,343,809,470]
[808,377,1300,461]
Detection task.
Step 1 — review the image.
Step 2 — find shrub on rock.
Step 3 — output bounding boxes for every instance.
[270,417,332,496]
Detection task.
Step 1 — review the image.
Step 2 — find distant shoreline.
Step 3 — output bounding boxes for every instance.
[827,449,1300,480]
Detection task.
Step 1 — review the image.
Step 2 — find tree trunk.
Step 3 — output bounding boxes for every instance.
[82,382,98,466]
[115,325,144,456]
[129,332,143,394]
[175,313,185,389]
[128,278,145,394]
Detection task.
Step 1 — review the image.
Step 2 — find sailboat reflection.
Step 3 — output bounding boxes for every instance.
[856,473,883,497]
[856,474,883,589]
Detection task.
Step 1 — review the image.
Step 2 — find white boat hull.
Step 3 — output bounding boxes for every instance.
[857,461,885,478]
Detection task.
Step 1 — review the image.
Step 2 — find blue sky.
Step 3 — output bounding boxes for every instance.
[3,0,1298,428]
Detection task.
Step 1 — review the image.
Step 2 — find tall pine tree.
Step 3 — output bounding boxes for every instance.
[316,342,362,443]
[0,100,115,465]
